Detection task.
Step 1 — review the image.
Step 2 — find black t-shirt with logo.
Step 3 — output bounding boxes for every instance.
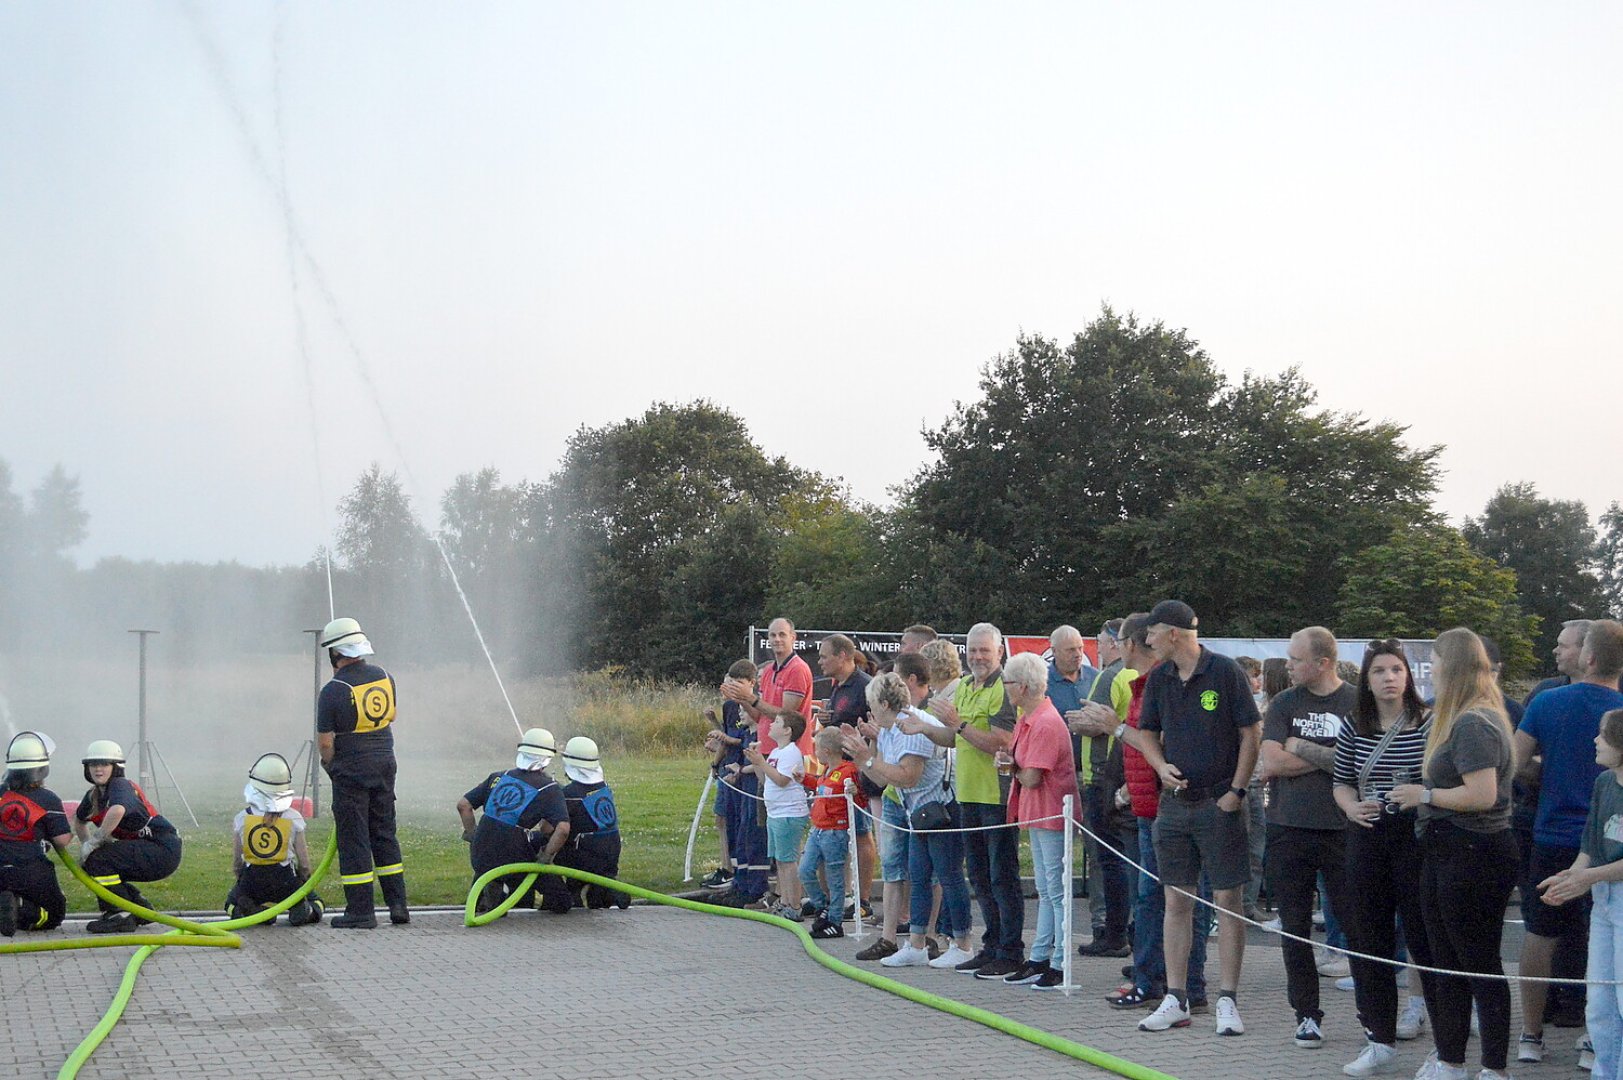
[1139,647,1262,791]
[1264,682,1357,831]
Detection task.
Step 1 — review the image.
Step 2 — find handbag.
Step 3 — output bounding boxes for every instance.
[908,799,951,832]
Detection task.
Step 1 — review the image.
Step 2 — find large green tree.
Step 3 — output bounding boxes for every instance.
[1337,524,1537,676]
[1597,501,1623,620]
[898,308,1440,635]
[1463,482,1607,668]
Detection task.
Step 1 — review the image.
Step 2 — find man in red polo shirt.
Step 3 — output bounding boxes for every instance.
[723,617,815,755]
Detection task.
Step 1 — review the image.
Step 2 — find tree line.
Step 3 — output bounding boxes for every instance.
[4,308,1618,680]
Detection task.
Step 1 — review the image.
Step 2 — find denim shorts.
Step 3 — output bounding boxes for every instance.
[767,815,809,863]
[880,798,910,882]
[1153,790,1250,890]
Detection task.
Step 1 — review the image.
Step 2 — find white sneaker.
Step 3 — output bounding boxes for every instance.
[881,943,931,967]
[1578,1033,1595,1071]
[1476,1070,1513,1080]
[1318,950,1352,978]
[1294,1016,1324,1048]
[1515,1033,1543,1063]
[1412,1050,1439,1080]
[1344,1042,1398,1077]
[1215,995,1244,1036]
[1336,975,1356,992]
[928,944,973,969]
[1396,996,1427,1040]
[1138,993,1192,1032]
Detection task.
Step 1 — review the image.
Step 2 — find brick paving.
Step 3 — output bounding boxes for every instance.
[4,900,1581,1079]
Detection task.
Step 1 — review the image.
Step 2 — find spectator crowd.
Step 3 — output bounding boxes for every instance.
[697,609,1623,1080]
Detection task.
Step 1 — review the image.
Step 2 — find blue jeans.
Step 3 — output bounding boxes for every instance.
[1132,817,1209,997]
[799,828,848,918]
[1028,826,1068,966]
[908,802,971,938]
[962,800,1025,961]
[1589,880,1623,1080]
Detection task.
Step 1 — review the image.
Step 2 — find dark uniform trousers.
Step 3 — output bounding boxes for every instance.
[330,756,405,906]
[82,830,182,914]
[0,860,66,931]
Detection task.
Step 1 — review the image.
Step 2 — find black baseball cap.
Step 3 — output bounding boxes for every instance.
[1147,600,1198,631]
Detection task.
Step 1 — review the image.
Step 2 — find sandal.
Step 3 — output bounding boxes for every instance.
[1107,985,1157,1009]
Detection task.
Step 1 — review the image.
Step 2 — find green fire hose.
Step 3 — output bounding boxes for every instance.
[466,863,1177,1080]
[1,840,336,1079]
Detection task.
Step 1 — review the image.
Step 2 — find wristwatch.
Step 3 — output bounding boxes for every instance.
[864,756,877,770]
[956,720,969,735]
[1113,723,1128,740]
[1420,787,1433,805]
[1229,786,1247,800]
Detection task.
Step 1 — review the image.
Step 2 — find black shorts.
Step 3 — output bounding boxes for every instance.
[1152,791,1250,891]
[1524,842,1588,939]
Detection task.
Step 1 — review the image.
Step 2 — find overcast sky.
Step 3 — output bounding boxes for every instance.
[2,2,1619,567]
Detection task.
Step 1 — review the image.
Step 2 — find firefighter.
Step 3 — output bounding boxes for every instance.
[555,736,628,910]
[224,753,325,925]
[73,740,182,934]
[317,617,407,929]
[0,731,72,936]
[458,728,572,915]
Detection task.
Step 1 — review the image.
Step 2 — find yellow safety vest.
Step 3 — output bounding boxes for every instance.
[242,814,295,866]
[349,676,397,733]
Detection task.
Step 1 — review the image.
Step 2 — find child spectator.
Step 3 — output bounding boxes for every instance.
[1539,708,1623,1079]
[457,728,572,915]
[743,713,808,920]
[556,736,627,910]
[800,726,865,939]
[702,660,758,892]
[226,753,324,925]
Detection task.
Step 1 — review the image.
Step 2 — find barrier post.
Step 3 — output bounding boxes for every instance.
[683,772,715,883]
[847,792,865,940]
[1062,794,1075,996]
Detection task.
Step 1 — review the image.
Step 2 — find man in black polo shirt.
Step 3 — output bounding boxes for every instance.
[1123,600,1261,1038]
[818,633,874,917]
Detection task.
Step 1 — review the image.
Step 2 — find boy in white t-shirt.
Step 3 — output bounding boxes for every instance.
[744,713,809,921]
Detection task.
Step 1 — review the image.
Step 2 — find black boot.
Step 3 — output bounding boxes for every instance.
[330,883,377,929]
[379,872,410,925]
[0,890,16,937]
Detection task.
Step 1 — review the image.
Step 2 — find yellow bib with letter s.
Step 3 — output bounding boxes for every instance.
[349,676,396,733]
[242,814,294,866]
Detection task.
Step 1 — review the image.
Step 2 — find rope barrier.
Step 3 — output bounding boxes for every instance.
[463,861,1176,1080]
[712,772,1058,832]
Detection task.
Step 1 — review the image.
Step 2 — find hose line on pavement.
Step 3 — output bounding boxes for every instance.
[465,863,1176,1080]
[4,840,337,1080]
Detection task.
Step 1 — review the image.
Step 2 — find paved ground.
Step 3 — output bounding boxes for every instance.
[5,900,1587,1080]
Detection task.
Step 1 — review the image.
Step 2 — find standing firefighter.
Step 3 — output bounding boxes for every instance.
[317,617,407,929]
[555,736,627,910]
[0,731,72,936]
[74,740,183,933]
[225,753,325,925]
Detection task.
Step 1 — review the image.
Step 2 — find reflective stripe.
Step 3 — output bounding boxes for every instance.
[32,908,48,929]
[374,862,403,877]
[340,871,376,886]
[93,874,122,886]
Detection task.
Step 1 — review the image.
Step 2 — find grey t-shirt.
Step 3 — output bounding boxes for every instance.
[1581,771,1623,868]
[1418,710,1513,834]
[1264,682,1357,831]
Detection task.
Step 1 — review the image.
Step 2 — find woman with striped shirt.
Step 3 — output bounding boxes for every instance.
[1333,638,1436,1077]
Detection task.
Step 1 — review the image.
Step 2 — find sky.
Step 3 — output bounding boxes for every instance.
[1,2,1619,567]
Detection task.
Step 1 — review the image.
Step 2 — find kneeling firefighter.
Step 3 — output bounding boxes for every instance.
[458,727,571,915]
[555,737,628,910]
[225,753,325,925]
[0,731,73,936]
[74,741,182,934]
[317,617,407,929]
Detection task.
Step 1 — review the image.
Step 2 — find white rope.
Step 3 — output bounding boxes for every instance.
[1070,812,1620,986]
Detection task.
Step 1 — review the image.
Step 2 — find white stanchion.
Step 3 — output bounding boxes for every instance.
[846,791,865,941]
[682,772,715,883]
[1061,793,1074,996]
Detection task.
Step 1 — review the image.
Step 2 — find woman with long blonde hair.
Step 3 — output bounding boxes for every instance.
[1391,628,1519,1080]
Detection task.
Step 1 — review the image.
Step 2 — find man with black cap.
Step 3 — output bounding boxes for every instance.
[317,616,408,929]
[1121,600,1261,1039]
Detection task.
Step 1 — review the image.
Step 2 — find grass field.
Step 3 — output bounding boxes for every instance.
[61,753,722,914]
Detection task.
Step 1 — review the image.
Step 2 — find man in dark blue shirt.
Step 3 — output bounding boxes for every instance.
[317,617,406,929]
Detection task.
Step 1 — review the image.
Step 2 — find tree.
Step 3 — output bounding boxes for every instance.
[24,464,89,562]
[898,307,1440,635]
[763,491,894,630]
[1463,482,1607,667]
[1598,502,1623,620]
[439,468,527,662]
[335,464,440,656]
[1336,524,1538,676]
[543,401,814,677]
